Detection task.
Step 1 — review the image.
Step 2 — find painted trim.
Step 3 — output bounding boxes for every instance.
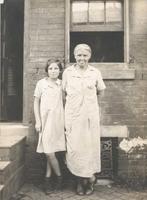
[0,5,2,120]
[65,0,70,64]
[23,0,30,125]
[124,0,129,63]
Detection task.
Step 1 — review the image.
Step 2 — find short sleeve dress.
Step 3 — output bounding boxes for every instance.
[62,65,106,177]
[34,77,66,154]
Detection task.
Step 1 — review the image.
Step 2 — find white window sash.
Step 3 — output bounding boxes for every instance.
[0,0,4,4]
[65,0,129,64]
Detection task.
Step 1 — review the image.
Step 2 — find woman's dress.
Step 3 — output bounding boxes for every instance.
[62,65,106,177]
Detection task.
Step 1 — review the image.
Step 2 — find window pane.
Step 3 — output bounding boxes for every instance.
[89,1,104,23]
[70,32,124,62]
[72,1,88,23]
[106,1,122,23]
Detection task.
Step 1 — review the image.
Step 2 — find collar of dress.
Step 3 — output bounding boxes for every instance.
[44,78,61,87]
[70,64,95,78]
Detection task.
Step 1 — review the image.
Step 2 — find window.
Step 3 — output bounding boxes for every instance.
[72,1,122,24]
[70,32,124,62]
[65,0,129,64]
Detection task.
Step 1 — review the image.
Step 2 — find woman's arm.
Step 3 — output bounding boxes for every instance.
[97,89,105,104]
[34,97,42,132]
[97,90,105,97]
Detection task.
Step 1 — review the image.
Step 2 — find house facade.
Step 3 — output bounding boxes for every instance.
[0,0,147,182]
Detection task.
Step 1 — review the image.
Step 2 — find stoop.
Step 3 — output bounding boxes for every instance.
[0,123,28,200]
[0,185,4,200]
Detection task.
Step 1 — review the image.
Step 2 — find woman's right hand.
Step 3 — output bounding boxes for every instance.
[35,121,42,133]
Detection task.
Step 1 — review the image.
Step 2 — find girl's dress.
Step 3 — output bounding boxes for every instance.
[62,65,106,177]
[34,77,65,153]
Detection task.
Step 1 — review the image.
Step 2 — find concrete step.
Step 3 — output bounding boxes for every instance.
[0,152,25,185]
[1,165,25,200]
[0,185,4,200]
[0,135,26,200]
[0,123,28,137]
[0,136,26,161]
[0,161,11,184]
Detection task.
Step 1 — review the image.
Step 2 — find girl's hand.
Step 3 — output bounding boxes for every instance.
[35,122,42,133]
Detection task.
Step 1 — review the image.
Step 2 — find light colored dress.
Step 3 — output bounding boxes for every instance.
[34,77,66,154]
[62,65,106,177]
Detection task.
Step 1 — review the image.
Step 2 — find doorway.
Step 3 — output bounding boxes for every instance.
[0,0,24,121]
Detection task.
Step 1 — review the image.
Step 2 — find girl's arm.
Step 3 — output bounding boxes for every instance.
[34,97,42,132]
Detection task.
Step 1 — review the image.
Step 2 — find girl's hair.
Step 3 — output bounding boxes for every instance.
[74,44,92,55]
[45,59,63,73]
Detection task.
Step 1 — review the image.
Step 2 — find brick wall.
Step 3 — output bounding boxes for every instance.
[24,0,65,182]
[101,79,147,138]
[130,0,147,64]
[117,0,147,182]
[100,0,147,138]
[23,0,147,182]
[26,0,65,121]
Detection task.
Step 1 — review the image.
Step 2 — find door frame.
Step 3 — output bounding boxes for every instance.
[0,5,2,120]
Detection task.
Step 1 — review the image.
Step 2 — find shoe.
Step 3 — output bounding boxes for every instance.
[85,182,94,195]
[76,182,85,196]
[55,175,63,191]
[44,177,54,195]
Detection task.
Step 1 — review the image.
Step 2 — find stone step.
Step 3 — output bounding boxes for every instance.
[0,152,25,185]
[0,132,27,200]
[0,161,11,184]
[0,185,4,200]
[0,123,28,137]
[1,165,25,200]
[0,136,26,161]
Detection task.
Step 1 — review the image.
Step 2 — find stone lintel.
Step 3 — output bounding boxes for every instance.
[101,125,128,138]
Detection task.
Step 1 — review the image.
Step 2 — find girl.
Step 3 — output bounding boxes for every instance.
[34,59,65,195]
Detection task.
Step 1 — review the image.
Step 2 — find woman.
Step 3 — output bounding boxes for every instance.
[62,44,106,195]
[34,59,65,194]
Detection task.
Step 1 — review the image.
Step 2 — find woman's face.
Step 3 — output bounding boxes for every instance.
[48,63,60,79]
[74,49,91,68]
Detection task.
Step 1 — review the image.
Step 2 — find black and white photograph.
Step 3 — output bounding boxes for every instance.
[0,0,147,200]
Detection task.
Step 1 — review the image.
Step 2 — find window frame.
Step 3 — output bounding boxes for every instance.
[65,0,134,79]
[71,0,123,27]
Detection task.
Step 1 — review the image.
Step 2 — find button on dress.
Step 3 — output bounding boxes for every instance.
[62,65,106,177]
[34,78,66,154]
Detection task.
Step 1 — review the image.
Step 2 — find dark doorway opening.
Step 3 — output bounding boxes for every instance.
[0,0,24,121]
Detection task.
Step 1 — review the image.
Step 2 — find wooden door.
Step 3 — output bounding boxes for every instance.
[0,0,24,121]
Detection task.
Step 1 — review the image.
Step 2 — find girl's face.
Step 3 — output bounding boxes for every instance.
[47,63,60,79]
[74,49,91,68]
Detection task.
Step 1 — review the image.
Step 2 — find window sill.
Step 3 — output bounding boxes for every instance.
[91,63,135,80]
[68,63,135,80]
